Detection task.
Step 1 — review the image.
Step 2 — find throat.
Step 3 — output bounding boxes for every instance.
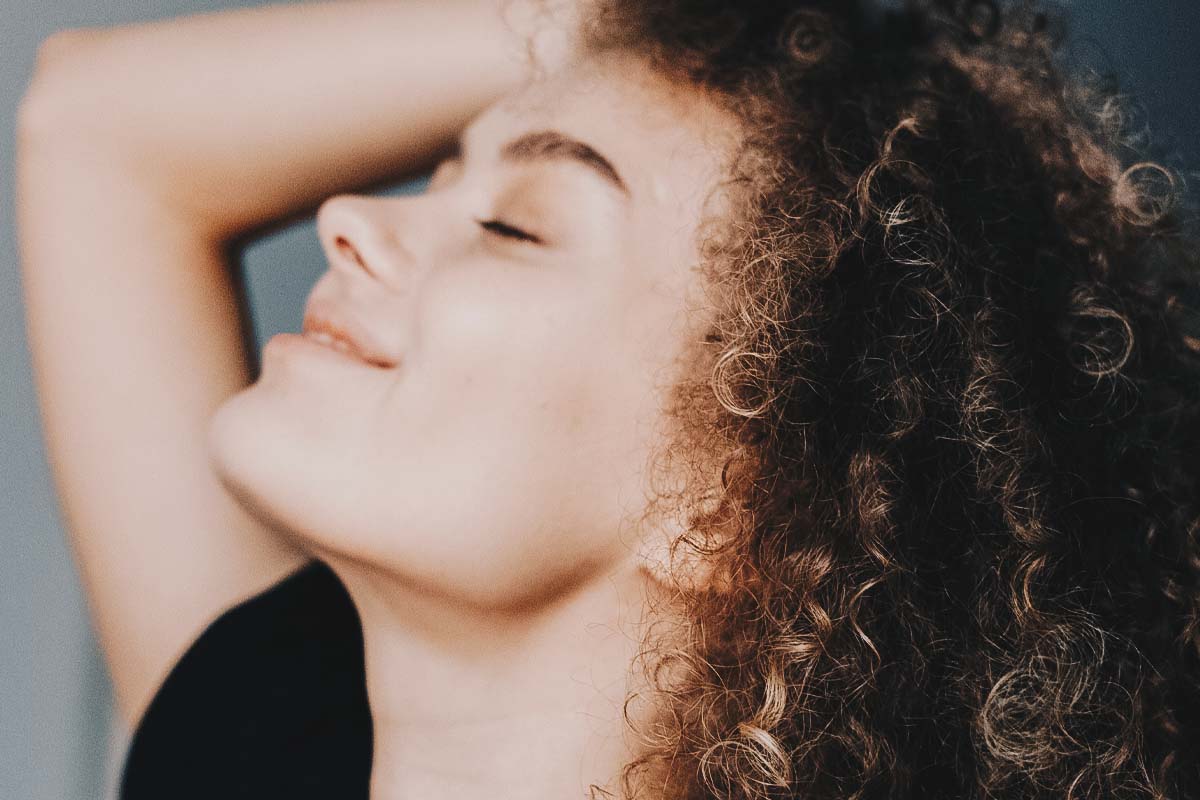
[323,555,660,800]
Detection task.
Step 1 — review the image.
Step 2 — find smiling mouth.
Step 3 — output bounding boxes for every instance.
[301,310,400,369]
[302,330,396,369]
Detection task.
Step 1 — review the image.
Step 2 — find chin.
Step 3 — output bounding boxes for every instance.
[205,385,641,613]
[205,387,392,571]
[206,386,311,534]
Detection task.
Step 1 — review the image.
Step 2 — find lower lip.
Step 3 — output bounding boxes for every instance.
[264,333,394,370]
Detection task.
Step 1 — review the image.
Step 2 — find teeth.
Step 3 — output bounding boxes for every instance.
[307,330,355,355]
[309,331,336,346]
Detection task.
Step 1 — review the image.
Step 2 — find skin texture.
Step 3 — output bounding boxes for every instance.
[206,51,740,798]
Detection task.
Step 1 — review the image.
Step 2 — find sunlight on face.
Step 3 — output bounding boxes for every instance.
[206,51,740,612]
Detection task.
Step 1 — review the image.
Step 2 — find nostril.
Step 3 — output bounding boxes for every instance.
[334,235,372,275]
[335,235,356,261]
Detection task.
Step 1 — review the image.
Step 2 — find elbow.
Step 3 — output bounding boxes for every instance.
[17,27,112,147]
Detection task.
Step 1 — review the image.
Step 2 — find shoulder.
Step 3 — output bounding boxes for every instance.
[119,560,372,799]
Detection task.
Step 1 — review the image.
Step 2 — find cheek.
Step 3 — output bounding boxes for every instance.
[208,260,676,611]
[414,270,641,508]
[424,264,517,343]
[415,262,598,398]
[416,260,668,431]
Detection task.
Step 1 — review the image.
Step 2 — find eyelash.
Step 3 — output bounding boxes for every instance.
[476,218,542,245]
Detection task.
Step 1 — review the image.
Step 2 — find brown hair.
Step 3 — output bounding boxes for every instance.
[576,1,1200,798]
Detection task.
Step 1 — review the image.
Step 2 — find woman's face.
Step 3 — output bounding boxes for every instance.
[207,52,738,611]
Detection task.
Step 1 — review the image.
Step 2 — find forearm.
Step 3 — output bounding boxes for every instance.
[19,0,535,241]
[15,1,542,718]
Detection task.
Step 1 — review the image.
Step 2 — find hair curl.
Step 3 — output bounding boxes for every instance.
[572,1,1200,798]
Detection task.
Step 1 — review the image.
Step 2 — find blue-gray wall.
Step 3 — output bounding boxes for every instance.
[1,2,1196,800]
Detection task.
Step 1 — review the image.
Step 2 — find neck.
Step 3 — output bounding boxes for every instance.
[325,554,657,800]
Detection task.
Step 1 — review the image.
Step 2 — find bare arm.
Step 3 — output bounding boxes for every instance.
[16,0,534,726]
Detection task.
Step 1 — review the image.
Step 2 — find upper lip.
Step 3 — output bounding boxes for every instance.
[301,303,399,369]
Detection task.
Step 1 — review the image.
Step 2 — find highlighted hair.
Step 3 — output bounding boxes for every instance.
[573,1,1200,798]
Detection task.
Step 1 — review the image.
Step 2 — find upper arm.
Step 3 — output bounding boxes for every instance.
[17,34,310,728]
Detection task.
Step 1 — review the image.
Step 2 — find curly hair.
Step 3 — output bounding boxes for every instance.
[568,1,1200,798]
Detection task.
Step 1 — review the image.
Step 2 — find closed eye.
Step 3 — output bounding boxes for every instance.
[477,218,542,245]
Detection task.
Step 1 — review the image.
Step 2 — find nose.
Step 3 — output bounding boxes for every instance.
[315,194,413,284]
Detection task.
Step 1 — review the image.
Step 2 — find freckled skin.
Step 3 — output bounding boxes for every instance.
[206,51,739,615]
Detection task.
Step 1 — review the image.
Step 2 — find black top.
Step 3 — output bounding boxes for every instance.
[119,560,373,799]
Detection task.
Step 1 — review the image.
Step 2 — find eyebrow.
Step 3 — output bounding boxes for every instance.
[448,128,630,199]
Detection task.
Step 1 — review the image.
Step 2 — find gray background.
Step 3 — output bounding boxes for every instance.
[2,2,1197,799]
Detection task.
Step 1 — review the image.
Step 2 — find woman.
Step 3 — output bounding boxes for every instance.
[16,0,1200,798]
